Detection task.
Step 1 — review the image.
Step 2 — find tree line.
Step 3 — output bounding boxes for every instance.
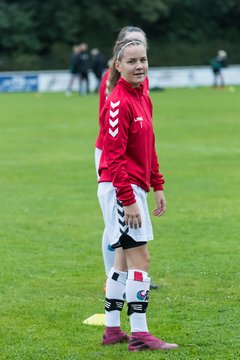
[0,0,239,71]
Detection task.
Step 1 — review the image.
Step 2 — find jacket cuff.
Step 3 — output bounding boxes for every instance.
[153,184,164,192]
[121,197,136,206]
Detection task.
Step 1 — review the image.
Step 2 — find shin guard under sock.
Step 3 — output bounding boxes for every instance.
[105,267,127,327]
[126,269,150,333]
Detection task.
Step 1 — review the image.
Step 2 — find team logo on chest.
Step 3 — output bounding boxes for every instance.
[109,100,120,137]
[134,116,143,128]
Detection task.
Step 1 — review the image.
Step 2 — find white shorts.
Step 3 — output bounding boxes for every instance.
[95,147,102,180]
[98,182,153,247]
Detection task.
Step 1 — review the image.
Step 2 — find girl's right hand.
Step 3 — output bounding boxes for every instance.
[124,203,142,229]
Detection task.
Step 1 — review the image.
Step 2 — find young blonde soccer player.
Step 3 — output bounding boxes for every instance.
[98,39,178,352]
[95,27,158,290]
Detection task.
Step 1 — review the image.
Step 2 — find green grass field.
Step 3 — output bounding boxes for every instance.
[0,87,239,360]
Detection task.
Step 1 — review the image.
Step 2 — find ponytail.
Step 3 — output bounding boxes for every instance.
[108,58,121,95]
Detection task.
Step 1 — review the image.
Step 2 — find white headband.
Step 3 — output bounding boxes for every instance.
[117,40,145,61]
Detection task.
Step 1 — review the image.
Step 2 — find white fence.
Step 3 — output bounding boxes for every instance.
[0,65,239,93]
[148,65,240,89]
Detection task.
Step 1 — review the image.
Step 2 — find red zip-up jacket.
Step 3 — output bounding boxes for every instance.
[96,69,149,150]
[98,77,164,206]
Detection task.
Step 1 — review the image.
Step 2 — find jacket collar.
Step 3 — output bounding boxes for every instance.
[118,77,144,97]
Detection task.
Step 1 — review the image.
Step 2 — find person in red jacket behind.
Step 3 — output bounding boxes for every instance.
[95,26,158,290]
[98,39,179,352]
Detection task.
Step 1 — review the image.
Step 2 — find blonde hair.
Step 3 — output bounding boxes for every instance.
[116,26,147,47]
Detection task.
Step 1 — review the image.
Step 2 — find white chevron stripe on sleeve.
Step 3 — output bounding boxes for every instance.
[110,109,119,118]
[109,128,118,137]
[109,119,118,127]
[110,100,120,109]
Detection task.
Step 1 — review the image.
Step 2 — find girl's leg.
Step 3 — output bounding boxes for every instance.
[102,248,129,345]
[102,228,115,276]
[124,245,150,333]
[124,244,178,352]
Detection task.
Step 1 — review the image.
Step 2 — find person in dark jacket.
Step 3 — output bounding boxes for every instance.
[78,43,90,95]
[91,48,107,92]
[210,50,228,88]
[65,45,80,96]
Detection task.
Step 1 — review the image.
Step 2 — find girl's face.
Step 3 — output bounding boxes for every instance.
[116,44,148,88]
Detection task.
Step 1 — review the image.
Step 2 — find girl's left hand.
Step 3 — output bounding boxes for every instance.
[153,190,167,217]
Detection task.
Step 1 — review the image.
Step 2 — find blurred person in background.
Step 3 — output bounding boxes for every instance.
[65,45,80,96]
[78,43,90,95]
[210,50,228,88]
[91,48,107,92]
